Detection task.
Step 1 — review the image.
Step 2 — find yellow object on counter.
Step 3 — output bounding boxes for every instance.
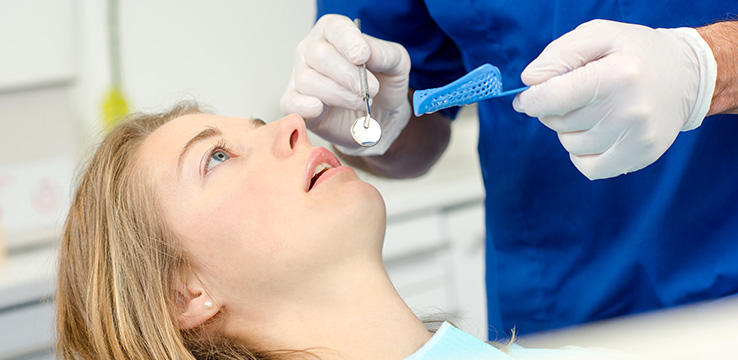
[103,87,128,132]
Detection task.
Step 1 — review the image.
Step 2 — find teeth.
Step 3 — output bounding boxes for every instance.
[313,163,332,176]
[309,162,333,191]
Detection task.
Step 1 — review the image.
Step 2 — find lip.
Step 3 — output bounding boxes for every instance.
[304,147,344,192]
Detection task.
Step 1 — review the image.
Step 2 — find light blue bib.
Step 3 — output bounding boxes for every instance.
[404,322,512,360]
[404,322,630,359]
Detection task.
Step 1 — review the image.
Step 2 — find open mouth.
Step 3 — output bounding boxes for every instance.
[308,163,332,191]
[305,147,342,192]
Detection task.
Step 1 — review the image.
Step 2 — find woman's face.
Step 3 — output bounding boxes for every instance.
[137,113,385,311]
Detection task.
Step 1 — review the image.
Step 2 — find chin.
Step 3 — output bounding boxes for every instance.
[309,171,386,227]
[351,180,387,233]
[331,178,386,231]
[299,179,386,261]
[353,179,386,213]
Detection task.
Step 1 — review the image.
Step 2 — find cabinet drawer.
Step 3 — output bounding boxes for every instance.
[386,250,455,314]
[383,212,446,261]
[0,302,54,359]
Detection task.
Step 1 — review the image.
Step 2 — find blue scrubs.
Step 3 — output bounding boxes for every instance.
[317,0,738,335]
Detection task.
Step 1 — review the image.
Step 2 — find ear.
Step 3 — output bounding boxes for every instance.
[175,270,219,330]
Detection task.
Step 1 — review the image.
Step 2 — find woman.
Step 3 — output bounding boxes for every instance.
[56,102,625,359]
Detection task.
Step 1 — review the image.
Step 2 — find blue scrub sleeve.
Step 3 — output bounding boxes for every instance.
[317,0,467,119]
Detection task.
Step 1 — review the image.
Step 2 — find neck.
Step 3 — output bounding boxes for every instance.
[228,259,432,360]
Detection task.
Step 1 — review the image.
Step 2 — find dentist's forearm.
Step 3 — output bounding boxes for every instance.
[697,21,738,116]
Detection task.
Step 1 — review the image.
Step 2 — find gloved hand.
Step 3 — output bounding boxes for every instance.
[281,14,412,156]
[512,19,717,180]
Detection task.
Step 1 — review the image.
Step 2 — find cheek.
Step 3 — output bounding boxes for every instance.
[179,178,303,272]
[191,190,322,296]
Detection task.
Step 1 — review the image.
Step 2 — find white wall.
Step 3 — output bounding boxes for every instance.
[75,0,317,134]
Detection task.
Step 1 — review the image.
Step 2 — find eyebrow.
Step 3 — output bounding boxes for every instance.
[176,119,266,176]
[177,127,223,175]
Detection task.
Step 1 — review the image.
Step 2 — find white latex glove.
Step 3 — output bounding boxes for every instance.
[281,14,412,156]
[513,19,717,180]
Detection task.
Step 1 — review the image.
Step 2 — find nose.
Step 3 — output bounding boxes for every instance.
[271,113,311,158]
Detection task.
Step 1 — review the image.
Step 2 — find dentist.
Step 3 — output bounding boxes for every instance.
[281,1,738,336]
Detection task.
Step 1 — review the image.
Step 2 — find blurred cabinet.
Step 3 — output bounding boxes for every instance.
[0,0,79,252]
[0,248,56,359]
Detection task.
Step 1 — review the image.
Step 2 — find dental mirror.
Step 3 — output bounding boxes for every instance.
[351,115,382,146]
[350,18,382,147]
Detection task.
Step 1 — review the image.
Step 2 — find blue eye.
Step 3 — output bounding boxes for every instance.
[206,149,230,172]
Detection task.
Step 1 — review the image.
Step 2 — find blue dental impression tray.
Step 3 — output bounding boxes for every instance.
[413,63,529,116]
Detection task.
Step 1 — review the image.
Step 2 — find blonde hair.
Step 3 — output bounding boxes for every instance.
[56,102,298,359]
